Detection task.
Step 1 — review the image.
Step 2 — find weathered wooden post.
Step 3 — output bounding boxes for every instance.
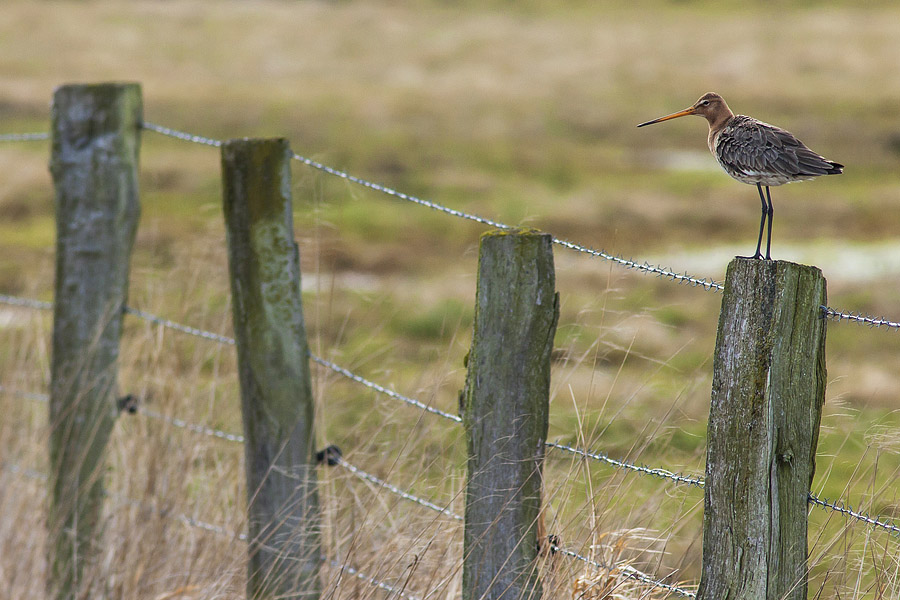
[462,229,558,600]
[697,258,826,600]
[221,138,321,599]
[48,82,142,599]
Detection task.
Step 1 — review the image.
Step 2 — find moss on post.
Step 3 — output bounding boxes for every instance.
[221,138,321,599]
[48,82,142,600]
[462,229,558,600]
[697,258,826,600]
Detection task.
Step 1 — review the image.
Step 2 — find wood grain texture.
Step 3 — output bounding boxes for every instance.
[698,258,826,600]
[221,138,321,599]
[48,82,142,600]
[462,229,559,600]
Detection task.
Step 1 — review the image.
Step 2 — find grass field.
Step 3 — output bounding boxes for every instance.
[2,1,900,598]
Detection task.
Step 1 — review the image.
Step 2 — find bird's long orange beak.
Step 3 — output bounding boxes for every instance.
[636,107,696,127]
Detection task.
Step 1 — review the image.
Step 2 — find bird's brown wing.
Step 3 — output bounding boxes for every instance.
[716,115,842,179]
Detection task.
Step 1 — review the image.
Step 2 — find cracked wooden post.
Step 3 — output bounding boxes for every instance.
[48,82,142,600]
[462,229,559,600]
[697,258,826,600]
[221,138,321,599]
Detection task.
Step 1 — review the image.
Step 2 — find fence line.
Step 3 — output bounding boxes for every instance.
[337,459,463,522]
[552,544,697,598]
[142,122,727,291]
[3,455,691,599]
[141,122,900,322]
[2,112,900,596]
[2,460,425,600]
[5,290,900,541]
[545,441,705,489]
[5,372,900,540]
[4,126,900,328]
[6,294,900,541]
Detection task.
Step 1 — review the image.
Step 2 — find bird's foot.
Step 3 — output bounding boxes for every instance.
[737,253,766,260]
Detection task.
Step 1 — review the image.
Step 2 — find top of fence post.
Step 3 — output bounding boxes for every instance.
[462,228,559,600]
[698,257,826,600]
[221,137,321,600]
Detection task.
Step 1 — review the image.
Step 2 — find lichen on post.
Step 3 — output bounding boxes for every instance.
[698,258,826,600]
[221,137,321,599]
[462,228,559,600]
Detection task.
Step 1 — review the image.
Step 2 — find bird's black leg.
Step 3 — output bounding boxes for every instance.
[764,186,774,260]
[740,183,768,259]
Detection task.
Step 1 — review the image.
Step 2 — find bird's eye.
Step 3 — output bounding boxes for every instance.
[701,100,710,106]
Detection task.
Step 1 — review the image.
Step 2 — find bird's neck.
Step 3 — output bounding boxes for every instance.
[706,112,734,153]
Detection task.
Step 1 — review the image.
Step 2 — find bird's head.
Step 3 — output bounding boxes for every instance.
[637,92,732,127]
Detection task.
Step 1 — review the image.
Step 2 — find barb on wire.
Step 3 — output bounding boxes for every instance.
[821,306,900,331]
[808,493,900,537]
[0,132,49,142]
[553,543,696,598]
[546,441,705,489]
[337,458,462,521]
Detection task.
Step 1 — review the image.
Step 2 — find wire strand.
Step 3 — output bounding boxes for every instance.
[142,122,725,291]
[0,132,49,142]
[554,543,697,598]
[546,441,705,488]
[337,458,462,521]
[821,306,900,330]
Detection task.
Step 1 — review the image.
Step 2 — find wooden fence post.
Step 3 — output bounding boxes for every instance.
[47,82,142,599]
[221,138,321,599]
[697,258,826,600]
[462,229,558,600]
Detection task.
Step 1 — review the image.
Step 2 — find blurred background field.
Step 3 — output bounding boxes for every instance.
[1,1,899,598]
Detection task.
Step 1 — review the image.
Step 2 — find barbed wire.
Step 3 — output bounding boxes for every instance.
[5,377,900,549]
[545,441,706,489]
[140,122,222,147]
[330,558,421,600]
[123,306,237,345]
[2,460,421,600]
[820,306,900,331]
[5,295,900,536]
[0,294,53,311]
[337,458,462,522]
[141,122,725,291]
[309,355,462,424]
[808,494,900,537]
[1,380,459,524]
[553,543,697,598]
[0,132,49,142]
[140,406,246,444]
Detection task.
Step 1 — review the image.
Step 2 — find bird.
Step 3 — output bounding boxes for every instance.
[637,92,843,260]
